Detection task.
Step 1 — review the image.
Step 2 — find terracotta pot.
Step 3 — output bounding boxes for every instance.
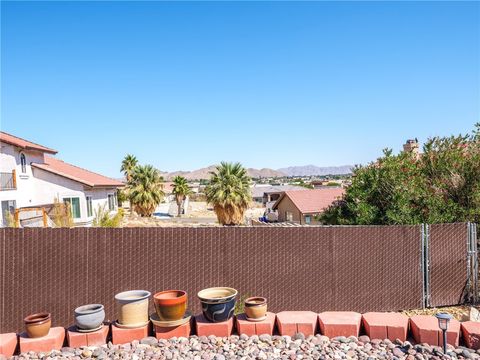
[115,290,151,327]
[24,313,51,338]
[153,290,187,321]
[74,304,105,331]
[244,297,267,319]
[197,287,237,323]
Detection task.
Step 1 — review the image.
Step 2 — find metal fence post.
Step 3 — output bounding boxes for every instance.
[424,224,431,308]
[421,224,431,308]
[469,223,479,304]
[475,223,479,304]
[421,224,426,308]
[467,222,472,303]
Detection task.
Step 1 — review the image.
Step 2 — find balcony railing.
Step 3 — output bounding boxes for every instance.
[0,170,16,190]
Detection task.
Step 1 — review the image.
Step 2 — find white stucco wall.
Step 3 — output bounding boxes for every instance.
[0,141,118,227]
[0,143,17,172]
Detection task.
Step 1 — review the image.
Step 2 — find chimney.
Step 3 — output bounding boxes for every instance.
[403,138,420,156]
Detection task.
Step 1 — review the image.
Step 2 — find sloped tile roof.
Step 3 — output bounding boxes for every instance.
[0,131,58,154]
[273,188,345,213]
[251,184,306,198]
[32,156,124,188]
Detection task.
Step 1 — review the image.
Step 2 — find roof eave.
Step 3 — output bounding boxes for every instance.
[31,163,96,187]
[25,146,58,154]
[0,139,58,154]
[271,193,287,210]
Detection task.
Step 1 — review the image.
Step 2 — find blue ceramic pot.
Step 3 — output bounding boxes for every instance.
[197,287,237,323]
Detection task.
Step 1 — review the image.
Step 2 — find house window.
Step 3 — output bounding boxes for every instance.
[86,196,93,217]
[286,211,293,222]
[20,153,27,173]
[108,194,116,211]
[63,197,81,219]
[1,200,16,226]
[305,215,311,224]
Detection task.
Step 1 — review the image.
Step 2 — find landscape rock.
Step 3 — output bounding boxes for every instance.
[8,335,480,359]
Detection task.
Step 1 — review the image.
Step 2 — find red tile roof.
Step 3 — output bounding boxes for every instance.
[32,156,124,188]
[0,131,58,154]
[273,188,345,214]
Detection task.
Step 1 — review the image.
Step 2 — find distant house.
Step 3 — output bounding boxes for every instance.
[272,188,345,225]
[251,184,306,205]
[310,180,343,189]
[0,131,123,227]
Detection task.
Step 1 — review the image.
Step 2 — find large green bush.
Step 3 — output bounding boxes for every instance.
[320,124,480,225]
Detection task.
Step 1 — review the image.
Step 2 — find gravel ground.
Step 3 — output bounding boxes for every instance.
[7,334,480,360]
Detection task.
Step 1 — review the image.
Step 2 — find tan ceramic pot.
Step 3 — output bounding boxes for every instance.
[24,313,51,338]
[244,297,267,319]
[115,290,151,327]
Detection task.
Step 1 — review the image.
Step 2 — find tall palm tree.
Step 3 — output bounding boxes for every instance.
[205,162,252,225]
[120,154,138,216]
[172,176,192,217]
[120,154,138,183]
[129,165,165,217]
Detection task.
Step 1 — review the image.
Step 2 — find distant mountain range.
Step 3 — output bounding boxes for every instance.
[277,165,353,177]
[160,164,352,180]
[161,166,284,181]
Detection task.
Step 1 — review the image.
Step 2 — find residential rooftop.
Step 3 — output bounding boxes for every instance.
[273,188,345,214]
[0,131,58,154]
[32,156,124,188]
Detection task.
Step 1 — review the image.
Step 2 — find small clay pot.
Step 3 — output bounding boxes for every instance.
[197,287,237,323]
[244,297,267,320]
[74,304,105,331]
[24,313,51,338]
[153,290,187,321]
[115,290,151,327]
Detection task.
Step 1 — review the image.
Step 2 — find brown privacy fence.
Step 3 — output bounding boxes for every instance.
[0,224,476,333]
[429,223,469,307]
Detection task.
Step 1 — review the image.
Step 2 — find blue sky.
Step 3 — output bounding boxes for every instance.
[1,1,478,177]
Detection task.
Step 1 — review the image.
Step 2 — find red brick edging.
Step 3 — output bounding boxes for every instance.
[1,311,476,356]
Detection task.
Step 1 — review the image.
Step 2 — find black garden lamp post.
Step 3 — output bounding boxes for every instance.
[435,313,452,354]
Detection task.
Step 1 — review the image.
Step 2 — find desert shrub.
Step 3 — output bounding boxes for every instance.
[93,204,124,227]
[52,198,74,227]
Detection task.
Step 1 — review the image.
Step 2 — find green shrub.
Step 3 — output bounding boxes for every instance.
[320,124,480,225]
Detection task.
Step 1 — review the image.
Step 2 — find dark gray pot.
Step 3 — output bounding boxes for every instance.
[74,304,105,331]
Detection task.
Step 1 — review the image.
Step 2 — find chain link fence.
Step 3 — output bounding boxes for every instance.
[0,224,475,333]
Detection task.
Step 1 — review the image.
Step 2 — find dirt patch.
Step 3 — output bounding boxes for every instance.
[401,305,474,321]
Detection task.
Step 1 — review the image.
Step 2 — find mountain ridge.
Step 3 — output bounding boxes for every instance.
[278,165,353,177]
[160,164,353,180]
[160,166,285,180]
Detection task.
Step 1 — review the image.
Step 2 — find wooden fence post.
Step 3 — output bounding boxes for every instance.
[12,169,17,189]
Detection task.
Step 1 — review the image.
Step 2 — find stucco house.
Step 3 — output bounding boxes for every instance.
[0,131,124,227]
[251,184,306,205]
[272,188,345,225]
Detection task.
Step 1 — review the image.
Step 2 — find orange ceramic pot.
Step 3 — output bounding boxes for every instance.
[24,313,51,338]
[153,290,187,321]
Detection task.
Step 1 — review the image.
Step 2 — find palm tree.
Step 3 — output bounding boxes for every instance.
[129,165,165,217]
[205,162,252,225]
[120,154,138,216]
[120,154,138,183]
[172,176,192,217]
